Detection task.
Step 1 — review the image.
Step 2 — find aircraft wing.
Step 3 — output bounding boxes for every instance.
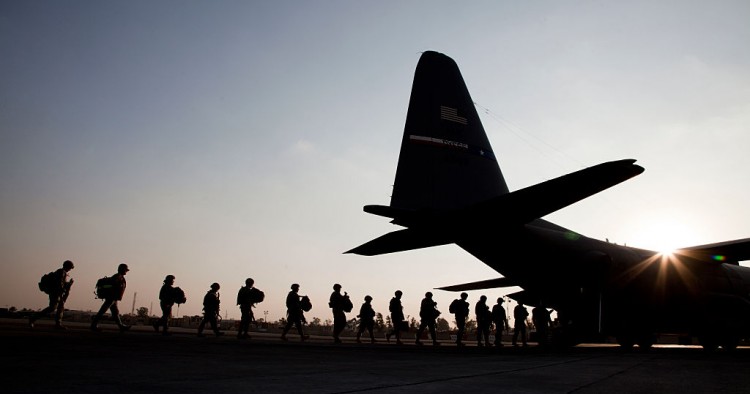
[469,159,644,224]
[435,277,518,292]
[678,237,750,264]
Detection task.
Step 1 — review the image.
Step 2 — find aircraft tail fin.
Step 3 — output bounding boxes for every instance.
[390,51,509,212]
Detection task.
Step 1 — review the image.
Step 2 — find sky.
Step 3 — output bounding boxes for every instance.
[2,1,749,324]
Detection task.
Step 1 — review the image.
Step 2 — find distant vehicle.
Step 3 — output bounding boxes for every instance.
[347,51,750,350]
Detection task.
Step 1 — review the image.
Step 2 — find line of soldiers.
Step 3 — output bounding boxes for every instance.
[30,260,551,346]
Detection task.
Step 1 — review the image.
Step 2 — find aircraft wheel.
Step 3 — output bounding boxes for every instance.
[636,334,655,350]
[616,336,634,350]
[720,336,739,351]
[698,336,718,352]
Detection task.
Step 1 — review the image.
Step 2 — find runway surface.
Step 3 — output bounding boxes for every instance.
[3,319,750,393]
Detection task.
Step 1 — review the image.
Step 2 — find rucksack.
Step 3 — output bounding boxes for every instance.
[300,296,312,312]
[342,296,353,313]
[249,288,265,304]
[449,299,459,314]
[38,272,56,294]
[173,287,187,304]
[95,276,115,299]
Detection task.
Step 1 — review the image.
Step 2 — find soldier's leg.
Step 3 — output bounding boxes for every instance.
[198,315,207,336]
[456,318,465,344]
[110,301,130,331]
[161,304,172,333]
[208,314,219,334]
[295,317,305,337]
[54,299,66,328]
[415,320,427,345]
[356,324,364,342]
[429,321,438,344]
[238,309,248,337]
[91,299,113,330]
[30,294,60,326]
[281,316,293,339]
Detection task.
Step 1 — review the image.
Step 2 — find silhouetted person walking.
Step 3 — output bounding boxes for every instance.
[329,283,352,343]
[512,303,529,347]
[449,292,470,346]
[237,278,264,339]
[416,292,441,346]
[153,275,178,335]
[91,263,131,332]
[356,295,376,344]
[281,283,307,341]
[491,297,508,347]
[475,295,491,346]
[532,303,551,347]
[30,260,75,329]
[386,290,405,345]
[198,283,223,337]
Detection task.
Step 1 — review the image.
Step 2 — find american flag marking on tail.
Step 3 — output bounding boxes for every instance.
[440,106,467,125]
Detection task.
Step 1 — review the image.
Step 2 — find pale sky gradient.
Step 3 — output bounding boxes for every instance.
[2,1,749,323]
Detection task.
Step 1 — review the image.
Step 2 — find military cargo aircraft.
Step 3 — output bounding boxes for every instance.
[347,51,750,350]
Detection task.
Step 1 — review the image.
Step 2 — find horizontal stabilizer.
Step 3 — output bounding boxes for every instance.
[470,159,644,223]
[506,290,541,307]
[436,277,517,292]
[677,237,750,264]
[344,229,452,256]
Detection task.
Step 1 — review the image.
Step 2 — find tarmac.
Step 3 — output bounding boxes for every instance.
[3,318,750,393]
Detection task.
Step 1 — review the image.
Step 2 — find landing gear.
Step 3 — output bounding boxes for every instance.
[616,333,655,350]
[616,336,634,351]
[636,334,655,350]
[698,334,739,352]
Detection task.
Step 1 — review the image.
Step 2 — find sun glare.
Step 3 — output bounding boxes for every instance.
[632,220,697,255]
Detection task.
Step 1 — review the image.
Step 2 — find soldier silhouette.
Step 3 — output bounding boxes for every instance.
[197,283,223,337]
[30,260,75,329]
[356,295,376,344]
[329,283,352,343]
[237,278,264,340]
[386,290,405,345]
[532,303,551,347]
[91,263,131,332]
[450,292,470,346]
[475,295,491,346]
[416,292,441,346]
[491,297,508,347]
[512,302,529,347]
[153,275,177,335]
[281,283,308,341]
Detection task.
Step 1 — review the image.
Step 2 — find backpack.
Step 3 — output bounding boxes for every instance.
[173,287,187,304]
[250,288,265,303]
[342,296,353,313]
[95,276,115,299]
[300,296,312,312]
[38,272,56,294]
[449,299,459,314]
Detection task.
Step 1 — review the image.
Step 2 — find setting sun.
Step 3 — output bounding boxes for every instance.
[628,220,700,254]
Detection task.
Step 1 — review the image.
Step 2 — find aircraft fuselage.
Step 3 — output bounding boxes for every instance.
[457,219,750,347]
